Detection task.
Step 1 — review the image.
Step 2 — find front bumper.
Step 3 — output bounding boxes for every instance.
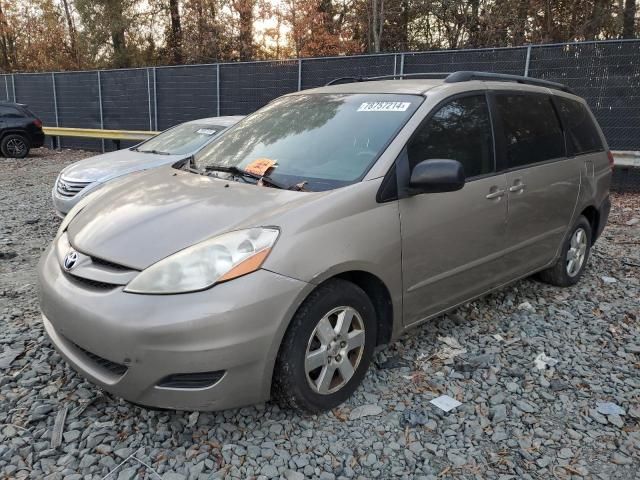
[37,242,311,411]
[51,182,100,217]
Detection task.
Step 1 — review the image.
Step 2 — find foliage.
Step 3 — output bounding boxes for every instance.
[0,0,636,72]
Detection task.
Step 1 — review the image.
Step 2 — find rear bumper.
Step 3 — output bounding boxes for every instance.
[595,195,611,242]
[31,131,45,148]
[38,242,312,411]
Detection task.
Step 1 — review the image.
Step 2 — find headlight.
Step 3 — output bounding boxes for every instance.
[124,228,279,294]
[56,190,100,237]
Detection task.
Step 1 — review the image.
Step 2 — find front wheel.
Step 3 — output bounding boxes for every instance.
[273,279,377,413]
[538,215,592,287]
[1,134,30,158]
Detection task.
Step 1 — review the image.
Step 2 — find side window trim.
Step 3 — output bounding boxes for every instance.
[377,91,498,203]
[549,94,572,158]
[491,90,567,172]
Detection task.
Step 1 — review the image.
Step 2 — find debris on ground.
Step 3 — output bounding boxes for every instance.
[429,395,462,412]
[534,352,558,370]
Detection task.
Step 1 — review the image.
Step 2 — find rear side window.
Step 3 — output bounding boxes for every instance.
[495,93,564,168]
[408,94,494,178]
[555,97,603,155]
[0,106,24,118]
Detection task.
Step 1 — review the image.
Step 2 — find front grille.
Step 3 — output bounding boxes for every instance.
[63,271,118,290]
[72,342,128,376]
[56,177,92,198]
[157,371,225,389]
[90,256,134,272]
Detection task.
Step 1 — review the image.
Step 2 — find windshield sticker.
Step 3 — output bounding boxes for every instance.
[357,101,411,112]
[245,157,277,176]
[196,128,217,135]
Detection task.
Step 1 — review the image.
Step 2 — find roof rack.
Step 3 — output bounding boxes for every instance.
[325,72,450,86]
[444,71,572,93]
[325,70,572,93]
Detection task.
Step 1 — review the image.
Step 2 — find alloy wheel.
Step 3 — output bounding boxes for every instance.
[304,306,365,395]
[566,227,588,277]
[6,138,26,157]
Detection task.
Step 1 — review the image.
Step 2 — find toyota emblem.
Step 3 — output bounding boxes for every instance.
[63,250,78,271]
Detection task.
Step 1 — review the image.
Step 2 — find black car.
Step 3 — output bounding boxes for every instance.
[0,102,45,158]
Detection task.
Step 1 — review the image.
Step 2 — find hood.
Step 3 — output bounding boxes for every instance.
[61,149,184,183]
[67,167,323,270]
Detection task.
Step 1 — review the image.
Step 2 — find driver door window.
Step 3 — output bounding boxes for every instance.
[407,94,494,178]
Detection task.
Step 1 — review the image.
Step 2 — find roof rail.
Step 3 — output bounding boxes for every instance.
[324,70,572,93]
[325,72,450,86]
[444,71,572,93]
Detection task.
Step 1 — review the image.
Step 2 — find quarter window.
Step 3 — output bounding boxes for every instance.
[0,106,23,118]
[408,95,494,178]
[495,93,564,168]
[555,97,603,155]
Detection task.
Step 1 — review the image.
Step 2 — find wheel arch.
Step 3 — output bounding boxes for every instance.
[0,129,29,142]
[579,205,599,243]
[265,268,397,398]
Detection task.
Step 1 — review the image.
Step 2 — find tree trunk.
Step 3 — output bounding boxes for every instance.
[371,0,384,52]
[61,0,79,68]
[108,1,129,68]
[584,0,608,39]
[512,0,529,45]
[167,0,183,64]
[235,0,254,61]
[622,0,636,38]
[468,0,480,47]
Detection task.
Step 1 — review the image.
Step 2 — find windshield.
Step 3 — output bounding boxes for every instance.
[136,123,226,155]
[193,93,422,191]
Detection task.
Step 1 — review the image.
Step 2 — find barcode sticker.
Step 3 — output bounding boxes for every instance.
[357,102,411,112]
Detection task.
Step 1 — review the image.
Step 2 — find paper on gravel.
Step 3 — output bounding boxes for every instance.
[534,353,558,370]
[430,395,462,412]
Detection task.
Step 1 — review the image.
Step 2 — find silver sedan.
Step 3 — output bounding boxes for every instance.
[51,116,243,216]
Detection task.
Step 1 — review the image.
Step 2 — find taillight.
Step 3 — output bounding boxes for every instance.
[33,118,42,129]
[607,151,615,170]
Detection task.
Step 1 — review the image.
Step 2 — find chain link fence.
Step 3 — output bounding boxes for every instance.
[1,39,639,189]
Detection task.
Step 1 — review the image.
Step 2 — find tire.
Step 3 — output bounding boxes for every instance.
[273,279,377,413]
[1,134,30,158]
[538,215,592,287]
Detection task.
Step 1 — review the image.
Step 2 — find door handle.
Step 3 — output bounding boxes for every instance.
[485,189,505,199]
[509,182,526,193]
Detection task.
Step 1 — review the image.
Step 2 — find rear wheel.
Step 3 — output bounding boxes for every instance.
[1,134,30,158]
[273,279,376,413]
[538,215,592,287]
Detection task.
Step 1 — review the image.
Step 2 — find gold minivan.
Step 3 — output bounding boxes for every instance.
[38,72,612,412]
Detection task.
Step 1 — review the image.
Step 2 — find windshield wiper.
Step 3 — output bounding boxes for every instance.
[202,164,289,189]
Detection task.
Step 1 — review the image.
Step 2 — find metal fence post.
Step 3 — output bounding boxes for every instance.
[4,76,8,101]
[97,71,105,153]
[297,59,302,91]
[11,73,16,102]
[216,64,221,117]
[153,67,158,131]
[393,54,397,76]
[146,68,152,131]
[52,73,60,150]
[524,45,532,77]
[399,53,405,77]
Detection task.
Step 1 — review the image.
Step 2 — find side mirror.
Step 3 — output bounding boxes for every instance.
[409,159,465,194]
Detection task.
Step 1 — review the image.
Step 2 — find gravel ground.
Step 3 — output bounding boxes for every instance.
[1,148,639,480]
